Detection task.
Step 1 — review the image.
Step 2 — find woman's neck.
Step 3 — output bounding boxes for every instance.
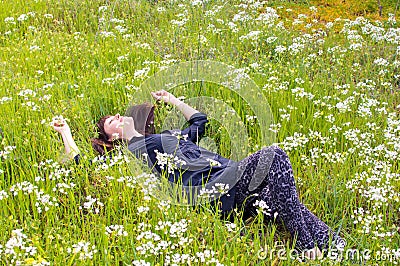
[124,129,143,141]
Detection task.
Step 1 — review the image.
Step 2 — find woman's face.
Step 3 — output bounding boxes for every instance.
[103,113,134,140]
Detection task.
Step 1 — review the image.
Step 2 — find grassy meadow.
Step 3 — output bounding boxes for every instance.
[0,0,399,265]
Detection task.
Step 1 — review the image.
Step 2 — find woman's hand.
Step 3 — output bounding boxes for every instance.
[51,116,71,135]
[50,116,80,160]
[151,90,180,106]
[151,89,199,121]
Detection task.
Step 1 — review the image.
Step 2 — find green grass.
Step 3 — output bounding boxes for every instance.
[0,0,399,265]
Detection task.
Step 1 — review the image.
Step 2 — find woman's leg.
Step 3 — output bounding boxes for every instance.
[234,146,345,252]
[300,204,346,251]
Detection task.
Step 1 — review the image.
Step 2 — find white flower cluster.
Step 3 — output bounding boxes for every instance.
[269,123,281,133]
[135,219,193,258]
[98,5,108,12]
[191,0,203,7]
[16,87,45,111]
[346,163,400,208]
[0,96,12,104]
[223,68,250,90]
[53,182,76,195]
[4,17,16,24]
[350,207,396,237]
[35,189,59,213]
[357,97,382,117]
[225,222,238,232]
[0,229,48,265]
[134,67,150,80]
[165,253,195,265]
[291,87,315,100]
[253,199,272,216]
[10,181,38,195]
[239,30,262,42]
[194,250,223,265]
[79,195,104,214]
[135,231,165,256]
[374,57,389,66]
[134,42,152,50]
[274,45,287,54]
[204,4,223,17]
[36,159,59,170]
[279,132,309,151]
[67,241,98,260]
[170,9,189,27]
[132,260,151,266]
[137,205,150,214]
[358,19,400,44]
[135,173,159,196]
[335,97,355,113]
[263,77,289,92]
[279,108,290,121]
[206,158,221,167]
[94,150,131,172]
[48,167,71,181]
[172,131,189,141]
[155,150,187,175]
[33,159,76,197]
[0,190,8,200]
[115,25,127,34]
[199,183,230,199]
[3,179,63,214]
[166,219,189,238]
[101,73,125,85]
[164,249,224,265]
[157,200,171,212]
[0,145,16,159]
[97,4,131,37]
[105,225,128,237]
[287,38,307,55]
[256,7,279,25]
[114,175,140,188]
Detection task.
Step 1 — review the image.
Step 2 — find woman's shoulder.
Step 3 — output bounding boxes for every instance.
[128,133,162,146]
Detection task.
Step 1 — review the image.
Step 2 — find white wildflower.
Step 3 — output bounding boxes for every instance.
[253,199,271,216]
[105,225,128,237]
[206,158,221,167]
[67,241,97,260]
[79,195,104,214]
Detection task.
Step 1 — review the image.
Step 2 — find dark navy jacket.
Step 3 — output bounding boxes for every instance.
[128,112,239,213]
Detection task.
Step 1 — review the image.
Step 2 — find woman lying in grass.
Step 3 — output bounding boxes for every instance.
[52,90,346,260]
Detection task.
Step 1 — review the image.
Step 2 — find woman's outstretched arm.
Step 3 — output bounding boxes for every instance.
[151,90,199,120]
[52,118,80,161]
[151,90,208,143]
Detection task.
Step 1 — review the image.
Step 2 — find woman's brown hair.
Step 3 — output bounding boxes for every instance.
[91,103,155,155]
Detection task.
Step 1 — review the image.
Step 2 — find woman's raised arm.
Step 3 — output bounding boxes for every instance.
[51,117,80,161]
[151,90,199,121]
[151,90,208,143]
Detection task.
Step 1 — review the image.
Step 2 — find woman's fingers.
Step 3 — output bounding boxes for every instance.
[151,90,169,101]
[151,92,162,101]
[51,121,70,134]
[152,90,168,96]
[151,90,179,105]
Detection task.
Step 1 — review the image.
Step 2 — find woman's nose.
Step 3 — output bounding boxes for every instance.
[115,113,120,119]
